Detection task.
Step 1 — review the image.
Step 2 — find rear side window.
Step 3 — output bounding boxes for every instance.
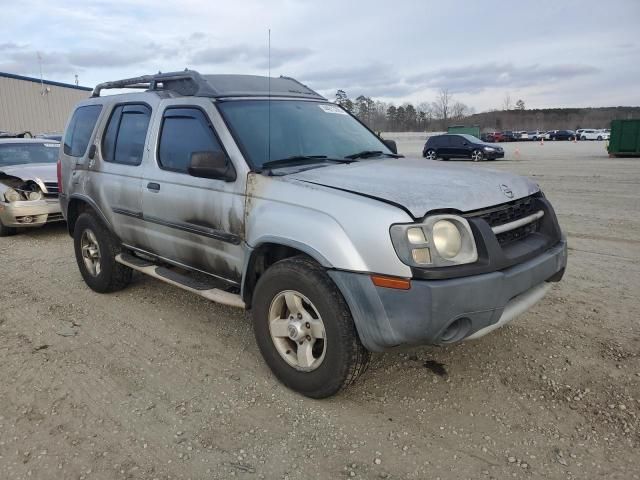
[102,104,151,166]
[449,135,465,146]
[158,107,225,174]
[63,105,102,157]
[428,136,442,147]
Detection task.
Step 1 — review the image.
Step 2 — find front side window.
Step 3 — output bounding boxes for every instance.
[102,104,151,166]
[217,100,392,169]
[158,107,225,174]
[63,105,102,157]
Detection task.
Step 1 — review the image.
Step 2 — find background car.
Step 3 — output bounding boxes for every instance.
[528,131,546,141]
[549,130,576,141]
[581,129,609,140]
[0,138,63,236]
[423,134,504,161]
[501,131,517,142]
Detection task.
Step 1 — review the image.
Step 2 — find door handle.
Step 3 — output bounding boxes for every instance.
[147,182,160,192]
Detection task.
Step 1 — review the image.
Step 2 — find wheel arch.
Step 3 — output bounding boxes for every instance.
[241,238,333,308]
[66,194,114,237]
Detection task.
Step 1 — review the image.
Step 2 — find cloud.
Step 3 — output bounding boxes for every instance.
[407,63,601,94]
[67,50,151,68]
[190,45,312,69]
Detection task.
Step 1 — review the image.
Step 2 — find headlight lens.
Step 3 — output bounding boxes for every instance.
[27,190,43,201]
[4,188,22,202]
[484,146,495,152]
[390,215,478,268]
[432,220,462,258]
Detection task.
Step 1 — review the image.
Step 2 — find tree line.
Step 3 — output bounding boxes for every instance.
[334,88,474,132]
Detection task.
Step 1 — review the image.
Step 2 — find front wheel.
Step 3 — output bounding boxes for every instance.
[73,212,132,293]
[424,149,437,160]
[252,256,370,398]
[471,149,484,162]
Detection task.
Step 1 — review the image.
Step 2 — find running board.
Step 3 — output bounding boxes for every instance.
[115,253,245,309]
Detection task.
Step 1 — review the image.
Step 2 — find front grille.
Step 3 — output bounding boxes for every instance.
[46,213,64,222]
[470,195,541,246]
[44,182,59,199]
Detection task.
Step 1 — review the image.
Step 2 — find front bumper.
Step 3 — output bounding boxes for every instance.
[485,151,504,159]
[0,199,63,228]
[329,238,567,352]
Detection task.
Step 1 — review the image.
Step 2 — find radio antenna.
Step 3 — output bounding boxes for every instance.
[267,28,271,163]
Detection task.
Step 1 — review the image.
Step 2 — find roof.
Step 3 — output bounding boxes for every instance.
[0,138,59,144]
[0,71,92,92]
[91,70,326,100]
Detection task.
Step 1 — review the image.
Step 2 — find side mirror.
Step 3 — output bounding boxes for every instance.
[383,139,398,154]
[188,151,236,182]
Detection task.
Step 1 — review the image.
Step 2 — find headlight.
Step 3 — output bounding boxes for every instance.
[433,220,462,258]
[27,190,43,201]
[3,188,23,203]
[390,215,478,268]
[483,146,495,152]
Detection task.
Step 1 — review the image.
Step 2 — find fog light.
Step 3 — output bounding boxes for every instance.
[407,227,427,244]
[21,216,34,224]
[411,247,431,264]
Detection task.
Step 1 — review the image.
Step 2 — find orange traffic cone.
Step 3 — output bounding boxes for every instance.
[540,137,544,146]
[573,135,577,143]
[515,147,520,159]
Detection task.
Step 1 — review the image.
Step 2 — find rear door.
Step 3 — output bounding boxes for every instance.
[140,101,245,284]
[93,102,153,245]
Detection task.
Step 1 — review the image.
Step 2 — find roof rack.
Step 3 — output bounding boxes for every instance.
[91,69,326,100]
[91,70,216,97]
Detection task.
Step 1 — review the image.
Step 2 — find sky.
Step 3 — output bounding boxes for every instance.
[1,0,639,112]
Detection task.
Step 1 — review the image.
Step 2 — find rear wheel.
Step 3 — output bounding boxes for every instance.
[0,218,17,237]
[424,149,437,160]
[471,149,484,162]
[252,256,370,398]
[73,212,132,293]
[597,136,602,141]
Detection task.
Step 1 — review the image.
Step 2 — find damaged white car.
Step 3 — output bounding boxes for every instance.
[0,138,63,236]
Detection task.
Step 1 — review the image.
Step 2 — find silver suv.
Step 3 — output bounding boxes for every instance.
[59,70,567,398]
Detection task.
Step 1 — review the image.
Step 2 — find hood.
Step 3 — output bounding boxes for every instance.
[289,157,539,218]
[0,163,57,184]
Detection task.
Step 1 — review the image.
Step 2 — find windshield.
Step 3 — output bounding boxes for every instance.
[217,100,392,169]
[0,143,60,168]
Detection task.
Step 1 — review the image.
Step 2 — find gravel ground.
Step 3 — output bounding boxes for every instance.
[1,138,638,480]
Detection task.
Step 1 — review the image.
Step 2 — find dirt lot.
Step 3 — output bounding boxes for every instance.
[1,138,638,480]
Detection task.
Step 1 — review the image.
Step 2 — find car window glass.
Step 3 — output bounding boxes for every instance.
[449,136,464,146]
[63,105,102,157]
[102,104,151,166]
[158,108,225,174]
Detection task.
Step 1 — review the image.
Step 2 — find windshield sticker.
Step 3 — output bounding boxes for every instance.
[318,104,348,115]
[44,143,61,148]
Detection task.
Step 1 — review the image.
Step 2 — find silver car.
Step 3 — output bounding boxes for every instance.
[0,138,63,236]
[59,71,567,398]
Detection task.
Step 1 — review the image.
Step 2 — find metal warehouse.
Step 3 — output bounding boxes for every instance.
[0,72,91,135]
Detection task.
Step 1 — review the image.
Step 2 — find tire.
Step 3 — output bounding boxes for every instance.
[424,149,437,160]
[0,218,17,237]
[73,212,132,293]
[252,256,370,398]
[597,136,602,141]
[581,136,586,141]
[471,149,484,162]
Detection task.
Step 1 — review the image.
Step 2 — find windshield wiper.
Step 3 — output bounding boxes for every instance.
[344,150,402,159]
[261,155,355,171]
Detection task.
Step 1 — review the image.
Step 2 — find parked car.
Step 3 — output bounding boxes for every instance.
[487,131,505,142]
[580,129,609,140]
[515,131,529,141]
[480,132,495,142]
[549,130,576,141]
[35,133,63,142]
[59,70,566,398]
[0,138,63,236]
[528,131,546,141]
[423,134,504,161]
[502,131,517,142]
